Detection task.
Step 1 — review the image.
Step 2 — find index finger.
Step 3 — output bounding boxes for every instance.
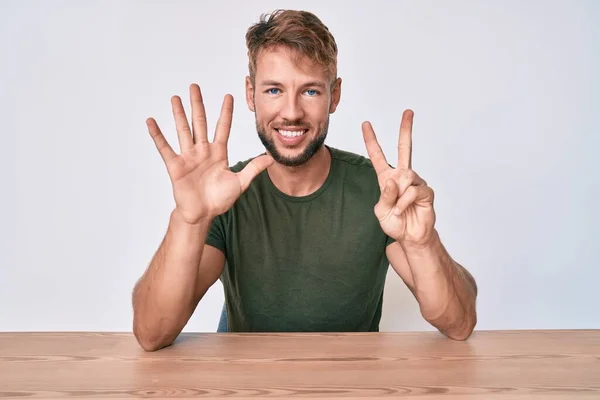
[398,109,413,169]
[146,117,177,165]
[362,121,390,174]
[214,94,233,145]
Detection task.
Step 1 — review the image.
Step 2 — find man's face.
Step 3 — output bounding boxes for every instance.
[246,47,341,167]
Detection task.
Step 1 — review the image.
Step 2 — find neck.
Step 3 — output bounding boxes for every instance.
[267,146,332,197]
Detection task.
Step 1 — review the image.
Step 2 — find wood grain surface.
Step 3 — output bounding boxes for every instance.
[0,330,598,399]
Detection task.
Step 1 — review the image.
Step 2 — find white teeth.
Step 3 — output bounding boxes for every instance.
[278,129,306,138]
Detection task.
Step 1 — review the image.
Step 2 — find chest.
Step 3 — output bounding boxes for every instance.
[233,192,385,264]
[221,186,390,331]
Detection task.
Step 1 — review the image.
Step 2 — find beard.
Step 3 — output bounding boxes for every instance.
[256,117,329,167]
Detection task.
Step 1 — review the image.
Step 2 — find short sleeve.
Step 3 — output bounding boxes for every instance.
[386,235,396,246]
[206,213,227,255]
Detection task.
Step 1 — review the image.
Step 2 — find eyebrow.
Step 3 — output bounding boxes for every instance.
[259,80,327,89]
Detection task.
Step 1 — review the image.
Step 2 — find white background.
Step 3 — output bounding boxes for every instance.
[1,0,598,332]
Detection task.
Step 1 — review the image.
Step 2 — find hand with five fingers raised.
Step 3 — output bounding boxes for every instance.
[146,84,274,225]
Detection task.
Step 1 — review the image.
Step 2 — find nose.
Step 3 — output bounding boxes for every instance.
[279,94,305,122]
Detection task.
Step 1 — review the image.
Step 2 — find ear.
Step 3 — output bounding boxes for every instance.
[329,77,342,114]
[245,76,255,112]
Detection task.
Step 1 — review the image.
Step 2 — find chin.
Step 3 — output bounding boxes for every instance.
[263,134,327,168]
[256,119,329,167]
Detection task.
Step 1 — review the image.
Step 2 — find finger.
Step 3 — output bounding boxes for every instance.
[237,154,274,192]
[393,186,433,216]
[398,109,413,170]
[374,179,399,221]
[214,94,234,144]
[171,95,194,151]
[190,84,208,145]
[362,121,390,174]
[398,170,427,196]
[147,118,177,165]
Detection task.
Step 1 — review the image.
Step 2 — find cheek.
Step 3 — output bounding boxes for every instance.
[309,103,330,123]
[310,95,332,114]
[254,98,277,120]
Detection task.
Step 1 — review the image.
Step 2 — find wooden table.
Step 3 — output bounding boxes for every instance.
[0,330,598,399]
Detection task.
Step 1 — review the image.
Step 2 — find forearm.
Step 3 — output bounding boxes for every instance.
[132,209,211,350]
[401,230,477,340]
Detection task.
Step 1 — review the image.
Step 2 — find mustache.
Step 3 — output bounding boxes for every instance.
[272,120,311,129]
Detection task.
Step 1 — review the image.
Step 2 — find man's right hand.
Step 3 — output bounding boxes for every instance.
[147,84,274,225]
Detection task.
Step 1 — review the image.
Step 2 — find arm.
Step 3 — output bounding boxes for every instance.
[362,109,477,341]
[132,209,224,351]
[134,84,272,351]
[386,230,477,340]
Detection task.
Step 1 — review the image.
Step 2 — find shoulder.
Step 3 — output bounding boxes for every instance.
[329,146,380,182]
[328,146,383,198]
[329,146,375,170]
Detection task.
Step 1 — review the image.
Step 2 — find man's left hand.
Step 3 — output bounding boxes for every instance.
[362,109,436,248]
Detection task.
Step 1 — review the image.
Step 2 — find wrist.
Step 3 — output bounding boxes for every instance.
[171,208,212,228]
[401,229,441,257]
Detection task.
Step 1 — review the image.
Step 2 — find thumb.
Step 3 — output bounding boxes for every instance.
[374,179,399,220]
[237,154,274,192]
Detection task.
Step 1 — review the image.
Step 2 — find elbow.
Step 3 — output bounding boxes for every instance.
[134,328,171,352]
[138,340,162,352]
[447,311,477,341]
[446,328,473,341]
[133,326,160,352]
[136,336,166,352]
[133,318,172,352]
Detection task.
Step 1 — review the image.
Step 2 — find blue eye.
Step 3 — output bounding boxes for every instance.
[267,88,280,95]
[305,89,318,96]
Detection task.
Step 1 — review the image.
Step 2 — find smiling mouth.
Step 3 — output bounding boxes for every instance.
[276,128,307,138]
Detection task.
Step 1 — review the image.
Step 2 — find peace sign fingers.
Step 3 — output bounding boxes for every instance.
[362,121,391,175]
[398,109,413,170]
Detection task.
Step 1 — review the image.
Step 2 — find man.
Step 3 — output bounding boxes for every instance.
[132,9,478,351]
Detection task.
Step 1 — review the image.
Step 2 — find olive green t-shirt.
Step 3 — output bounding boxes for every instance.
[206,146,394,332]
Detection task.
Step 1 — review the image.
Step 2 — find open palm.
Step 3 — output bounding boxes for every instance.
[147,84,273,224]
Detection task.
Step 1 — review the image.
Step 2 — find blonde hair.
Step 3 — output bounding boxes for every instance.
[245,10,338,86]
